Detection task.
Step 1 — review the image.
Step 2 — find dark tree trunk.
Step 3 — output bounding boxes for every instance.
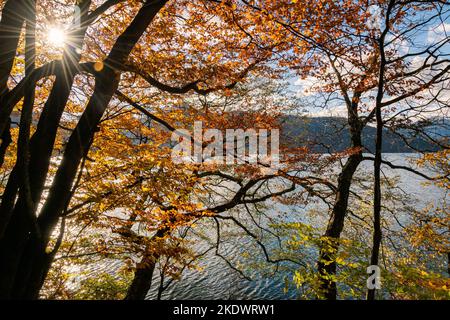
[125,256,158,300]
[0,0,90,237]
[8,66,120,299]
[317,150,362,300]
[367,114,383,299]
[367,99,383,301]
[0,194,36,298]
[367,5,394,296]
[447,252,449,276]
[0,0,37,298]
[0,117,12,167]
[0,0,28,173]
[366,1,395,298]
[0,167,19,238]
[0,0,27,95]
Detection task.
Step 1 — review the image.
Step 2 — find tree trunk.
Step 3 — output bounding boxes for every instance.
[125,228,167,300]
[12,66,120,299]
[0,118,12,167]
[367,7,393,296]
[317,150,362,299]
[367,103,382,300]
[125,256,159,300]
[0,0,91,241]
[0,0,37,298]
[0,0,27,95]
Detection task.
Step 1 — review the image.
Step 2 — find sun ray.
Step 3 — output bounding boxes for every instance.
[47,27,66,47]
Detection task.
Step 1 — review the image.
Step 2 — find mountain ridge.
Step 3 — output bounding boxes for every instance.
[281,116,448,153]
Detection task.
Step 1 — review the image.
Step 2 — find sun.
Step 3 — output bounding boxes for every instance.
[47,27,66,47]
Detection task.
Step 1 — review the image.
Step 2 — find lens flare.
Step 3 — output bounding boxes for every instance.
[47,27,66,47]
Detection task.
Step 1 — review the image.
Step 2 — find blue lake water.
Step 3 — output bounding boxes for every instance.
[142,154,447,300]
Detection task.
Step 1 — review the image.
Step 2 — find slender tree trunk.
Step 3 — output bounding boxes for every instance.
[0,117,12,168]
[0,0,91,237]
[0,0,27,158]
[16,0,37,239]
[315,52,367,300]
[0,0,27,96]
[0,0,89,298]
[317,150,362,300]
[367,64,384,300]
[447,252,449,276]
[0,0,27,168]
[0,198,35,298]
[0,0,36,298]
[3,66,120,299]
[367,1,394,299]
[367,113,382,300]
[0,167,19,238]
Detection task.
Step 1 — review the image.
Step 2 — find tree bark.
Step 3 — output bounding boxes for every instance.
[317,150,362,300]
[0,0,37,298]
[0,0,91,237]
[367,0,394,300]
[367,80,383,301]
[125,255,159,300]
[367,91,383,300]
[0,0,28,168]
[0,117,12,168]
[0,0,27,95]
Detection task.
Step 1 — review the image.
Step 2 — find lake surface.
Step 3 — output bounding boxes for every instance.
[143,154,447,300]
